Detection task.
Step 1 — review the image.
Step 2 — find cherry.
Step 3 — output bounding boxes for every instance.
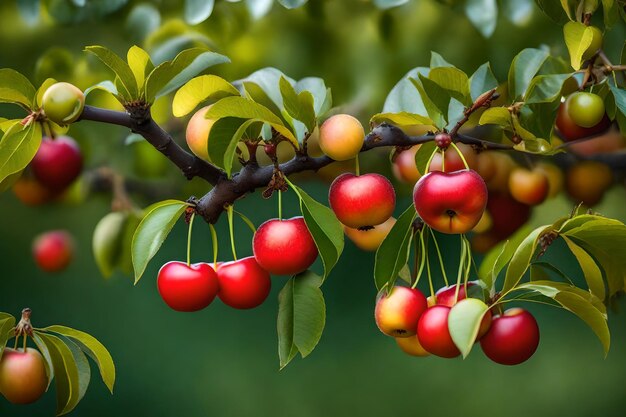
[157,262,219,312]
[253,216,318,276]
[217,257,271,309]
[508,167,550,206]
[318,114,364,161]
[416,305,460,358]
[480,308,540,365]
[32,230,74,273]
[435,283,492,339]
[0,348,48,404]
[556,98,610,141]
[567,92,606,128]
[329,173,396,229]
[435,133,452,149]
[12,176,57,206]
[486,193,531,240]
[344,217,396,251]
[413,170,487,234]
[42,82,85,125]
[566,161,613,206]
[375,286,428,337]
[31,136,83,191]
[185,105,215,161]
[395,335,430,357]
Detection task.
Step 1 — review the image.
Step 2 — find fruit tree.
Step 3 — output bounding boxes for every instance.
[1,0,626,416]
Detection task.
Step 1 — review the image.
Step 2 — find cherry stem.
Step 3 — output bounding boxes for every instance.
[422,231,435,299]
[453,235,466,304]
[226,205,237,261]
[209,223,218,267]
[186,212,196,266]
[22,333,27,352]
[355,154,361,176]
[278,190,283,221]
[449,142,470,170]
[412,230,427,289]
[425,148,438,174]
[441,149,446,172]
[429,229,449,287]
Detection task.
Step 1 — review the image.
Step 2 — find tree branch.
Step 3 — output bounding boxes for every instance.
[78,106,226,185]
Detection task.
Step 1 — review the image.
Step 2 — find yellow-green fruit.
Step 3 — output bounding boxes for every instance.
[395,335,431,357]
[318,114,365,161]
[42,82,85,125]
[93,212,132,278]
[582,26,603,60]
[185,106,215,161]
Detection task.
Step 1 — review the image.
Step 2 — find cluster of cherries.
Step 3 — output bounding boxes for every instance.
[156,216,319,312]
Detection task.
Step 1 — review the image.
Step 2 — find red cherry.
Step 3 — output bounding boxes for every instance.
[375,286,428,337]
[157,261,219,312]
[486,192,531,240]
[556,100,610,141]
[417,305,460,358]
[329,173,396,229]
[0,348,48,404]
[31,136,83,191]
[32,230,74,272]
[253,217,318,276]
[435,281,478,307]
[413,170,487,234]
[217,257,271,309]
[435,133,452,149]
[480,308,540,365]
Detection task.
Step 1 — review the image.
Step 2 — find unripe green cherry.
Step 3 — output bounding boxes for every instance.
[582,26,603,60]
[566,92,605,128]
[42,82,85,125]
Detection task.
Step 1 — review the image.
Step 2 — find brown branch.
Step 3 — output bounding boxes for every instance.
[449,88,499,137]
[78,105,226,185]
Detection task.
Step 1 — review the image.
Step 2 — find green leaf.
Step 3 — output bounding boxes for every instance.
[502,226,550,293]
[295,77,332,116]
[132,200,188,284]
[207,117,259,176]
[63,338,91,406]
[562,236,606,301]
[535,0,571,23]
[428,67,472,106]
[288,181,344,280]
[409,77,445,128]
[383,67,430,115]
[469,63,498,101]
[145,48,230,102]
[525,73,573,103]
[430,51,454,68]
[85,46,137,100]
[415,74,450,125]
[43,325,115,393]
[0,123,42,183]
[448,298,489,358]
[205,96,298,147]
[277,271,325,369]
[184,0,214,25]
[279,76,317,133]
[414,140,437,174]
[17,0,41,24]
[370,112,434,128]
[609,84,626,117]
[36,78,58,108]
[0,316,16,357]
[127,46,154,96]
[514,281,610,355]
[479,228,531,292]
[172,75,240,117]
[465,0,498,38]
[478,107,511,127]
[508,48,549,100]
[374,205,417,291]
[0,68,37,108]
[563,22,595,70]
[32,332,55,389]
[35,332,82,416]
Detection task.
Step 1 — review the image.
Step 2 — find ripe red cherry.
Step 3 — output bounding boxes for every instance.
[413,170,487,234]
[157,262,219,312]
[253,217,318,276]
[417,305,460,358]
[0,348,48,404]
[375,286,428,337]
[32,230,74,272]
[435,133,452,149]
[31,136,83,191]
[217,257,271,309]
[480,308,540,365]
[329,173,396,229]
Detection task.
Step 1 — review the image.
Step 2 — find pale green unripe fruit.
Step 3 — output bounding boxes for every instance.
[567,92,605,128]
[42,82,85,125]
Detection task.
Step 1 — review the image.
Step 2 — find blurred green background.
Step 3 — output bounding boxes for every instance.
[1,1,626,416]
